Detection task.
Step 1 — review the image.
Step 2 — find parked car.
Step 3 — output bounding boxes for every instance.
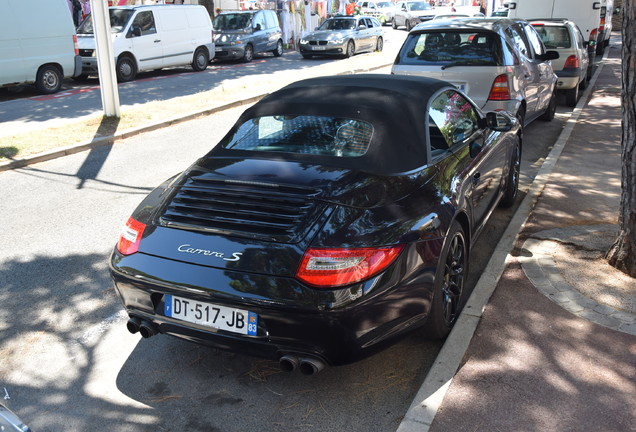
[392,18,559,129]
[358,1,397,25]
[299,16,383,59]
[110,74,522,373]
[76,4,214,82]
[392,1,436,31]
[506,0,607,67]
[530,19,590,107]
[0,0,82,94]
[213,10,283,63]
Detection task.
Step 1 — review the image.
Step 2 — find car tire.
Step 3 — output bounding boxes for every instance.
[540,90,556,121]
[423,220,468,339]
[116,55,137,82]
[272,39,283,57]
[376,36,384,52]
[72,74,89,82]
[499,138,521,208]
[35,65,63,94]
[345,40,355,58]
[405,19,412,31]
[565,84,579,107]
[242,44,254,63]
[392,19,398,29]
[579,74,588,90]
[191,47,209,71]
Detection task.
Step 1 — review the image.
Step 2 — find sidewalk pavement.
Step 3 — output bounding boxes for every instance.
[401,38,636,431]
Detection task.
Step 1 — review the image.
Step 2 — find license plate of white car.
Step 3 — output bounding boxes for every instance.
[164,294,258,336]
[313,46,326,50]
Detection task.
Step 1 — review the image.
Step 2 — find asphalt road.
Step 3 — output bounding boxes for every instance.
[0,28,572,431]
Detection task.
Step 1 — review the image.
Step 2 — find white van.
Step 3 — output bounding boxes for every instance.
[76,4,214,82]
[507,0,604,63]
[0,0,82,94]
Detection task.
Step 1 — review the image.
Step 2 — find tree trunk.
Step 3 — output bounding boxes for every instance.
[607,0,636,276]
[198,0,215,17]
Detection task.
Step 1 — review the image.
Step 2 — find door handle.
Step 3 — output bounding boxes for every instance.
[472,173,481,185]
[154,39,161,43]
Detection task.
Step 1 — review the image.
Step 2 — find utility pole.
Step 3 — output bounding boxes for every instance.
[89,0,120,117]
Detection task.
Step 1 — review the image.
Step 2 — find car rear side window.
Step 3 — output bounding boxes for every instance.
[398,31,503,66]
[220,115,374,157]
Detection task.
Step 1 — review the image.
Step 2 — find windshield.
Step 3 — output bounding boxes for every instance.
[408,2,432,11]
[318,18,357,31]
[213,13,252,30]
[399,31,503,66]
[377,1,393,6]
[76,9,135,34]
[220,115,374,157]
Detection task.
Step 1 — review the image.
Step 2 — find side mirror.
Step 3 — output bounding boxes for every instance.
[615,6,621,14]
[128,26,142,38]
[469,140,483,158]
[485,111,515,132]
[358,24,367,30]
[537,50,559,61]
[507,2,516,9]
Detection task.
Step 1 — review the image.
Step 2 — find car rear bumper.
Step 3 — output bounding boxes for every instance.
[555,68,582,90]
[110,245,438,366]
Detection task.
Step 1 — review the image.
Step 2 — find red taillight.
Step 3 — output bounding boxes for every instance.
[599,17,606,32]
[563,54,580,69]
[488,74,511,101]
[117,217,146,255]
[296,245,405,288]
[73,34,79,56]
[589,28,598,45]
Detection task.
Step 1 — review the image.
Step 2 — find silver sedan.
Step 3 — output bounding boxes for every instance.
[299,16,384,59]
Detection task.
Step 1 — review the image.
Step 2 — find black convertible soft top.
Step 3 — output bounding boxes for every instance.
[209,74,453,175]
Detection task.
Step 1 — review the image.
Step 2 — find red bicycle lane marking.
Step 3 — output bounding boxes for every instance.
[29,60,268,102]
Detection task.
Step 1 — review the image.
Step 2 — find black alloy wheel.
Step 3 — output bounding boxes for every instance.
[424,221,467,338]
[499,138,521,208]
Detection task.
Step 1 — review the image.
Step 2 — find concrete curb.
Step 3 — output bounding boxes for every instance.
[0,62,393,173]
[395,49,610,432]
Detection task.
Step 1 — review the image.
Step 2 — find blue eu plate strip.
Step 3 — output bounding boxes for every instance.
[164,294,173,317]
[247,311,258,336]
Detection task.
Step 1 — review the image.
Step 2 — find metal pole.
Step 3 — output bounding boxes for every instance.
[89,0,121,117]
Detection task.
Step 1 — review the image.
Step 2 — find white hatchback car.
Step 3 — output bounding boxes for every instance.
[530,19,590,107]
[392,18,559,130]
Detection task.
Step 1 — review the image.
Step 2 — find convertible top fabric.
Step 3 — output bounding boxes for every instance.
[209,74,453,175]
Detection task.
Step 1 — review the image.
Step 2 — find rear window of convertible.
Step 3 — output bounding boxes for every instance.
[398,31,504,66]
[220,115,374,157]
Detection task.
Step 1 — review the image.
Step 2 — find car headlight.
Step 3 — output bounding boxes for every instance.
[299,38,309,44]
[331,38,344,44]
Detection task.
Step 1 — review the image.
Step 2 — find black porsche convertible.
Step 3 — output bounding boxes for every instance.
[110,74,521,374]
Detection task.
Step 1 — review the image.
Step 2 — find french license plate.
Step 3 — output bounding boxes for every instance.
[312,46,326,50]
[215,47,222,52]
[164,294,258,336]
